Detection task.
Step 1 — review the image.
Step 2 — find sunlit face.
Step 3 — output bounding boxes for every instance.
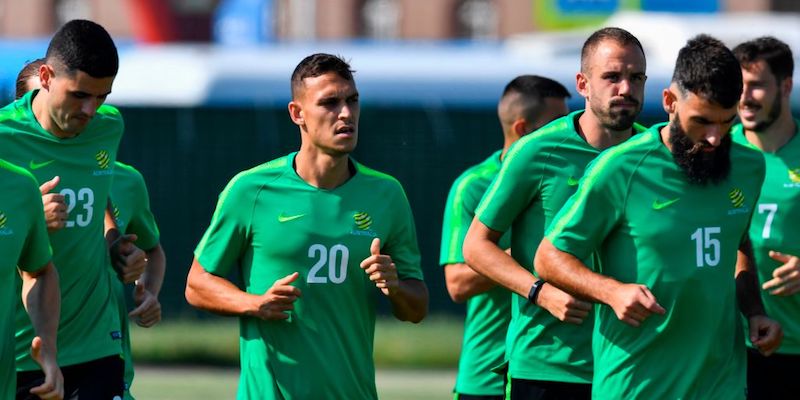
[578,40,647,131]
[289,72,359,156]
[525,97,570,133]
[739,60,784,132]
[670,89,738,150]
[40,65,114,138]
[666,88,738,184]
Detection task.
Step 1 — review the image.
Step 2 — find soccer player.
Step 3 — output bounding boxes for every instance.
[440,75,569,400]
[0,20,143,398]
[732,37,800,399]
[17,58,167,400]
[0,162,63,399]
[535,35,783,399]
[462,27,646,399]
[185,53,428,399]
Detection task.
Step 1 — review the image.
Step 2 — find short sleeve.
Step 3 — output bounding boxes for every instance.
[476,139,542,234]
[384,183,424,281]
[546,153,626,264]
[194,173,255,277]
[19,175,52,272]
[125,170,161,251]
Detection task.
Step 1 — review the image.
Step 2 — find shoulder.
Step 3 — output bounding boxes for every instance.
[90,104,125,132]
[0,159,39,195]
[589,127,659,175]
[506,114,577,161]
[353,160,411,203]
[730,140,766,174]
[0,97,30,127]
[447,153,499,203]
[223,155,290,197]
[114,161,144,180]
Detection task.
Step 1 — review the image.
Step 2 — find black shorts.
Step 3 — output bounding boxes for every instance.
[509,378,591,400]
[17,355,124,400]
[747,348,800,400]
[456,394,504,400]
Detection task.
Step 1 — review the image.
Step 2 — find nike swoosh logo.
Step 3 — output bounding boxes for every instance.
[278,213,307,223]
[652,198,680,210]
[567,176,580,186]
[29,160,54,170]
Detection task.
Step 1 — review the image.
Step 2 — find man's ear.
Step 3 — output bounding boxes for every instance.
[576,72,589,98]
[39,64,54,91]
[288,100,304,127]
[662,87,677,115]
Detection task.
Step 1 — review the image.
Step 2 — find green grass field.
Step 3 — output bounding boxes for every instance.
[128,316,463,398]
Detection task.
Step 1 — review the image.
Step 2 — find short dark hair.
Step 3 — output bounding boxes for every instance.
[502,75,570,122]
[581,27,644,73]
[733,36,794,82]
[671,34,742,109]
[45,19,118,78]
[15,58,44,99]
[291,53,355,98]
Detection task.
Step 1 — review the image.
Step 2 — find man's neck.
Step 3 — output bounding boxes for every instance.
[30,90,72,139]
[578,111,632,150]
[294,146,352,190]
[744,111,796,153]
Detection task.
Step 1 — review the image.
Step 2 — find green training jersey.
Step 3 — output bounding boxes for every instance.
[733,122,800,354]
[0,90,123,370]
[440,150,511,396]
[194,153,423,400]
[547,124,765,399]
[111,161,161,400]
[475,111,645,383]
[0,160,52,400]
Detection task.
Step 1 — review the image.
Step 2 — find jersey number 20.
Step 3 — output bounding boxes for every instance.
[308,244,350,284]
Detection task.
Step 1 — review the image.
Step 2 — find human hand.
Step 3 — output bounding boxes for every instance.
[39,176,67,232]
[749,314,783,356]
[606,283,665,327]
[30,336,64,400]
[536,283,592,324]
[762,251,800,296]
[129,281,162,327]
[360,238,399,296]
[250,272,302,320]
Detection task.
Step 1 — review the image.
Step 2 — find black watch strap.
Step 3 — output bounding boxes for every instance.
[528,280,546,305]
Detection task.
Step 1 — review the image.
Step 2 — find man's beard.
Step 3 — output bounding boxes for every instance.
[742,88,782,132]
[669,115,732,185]
[593,97,641,131]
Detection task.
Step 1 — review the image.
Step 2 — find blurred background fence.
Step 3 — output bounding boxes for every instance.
[2,0,800,345]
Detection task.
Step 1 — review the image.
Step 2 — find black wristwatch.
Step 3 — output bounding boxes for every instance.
[528,280,546,305]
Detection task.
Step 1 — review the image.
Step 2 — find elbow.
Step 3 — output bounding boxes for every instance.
[445,280,469,303]
[400,306,427,324]
[533,239,554,281]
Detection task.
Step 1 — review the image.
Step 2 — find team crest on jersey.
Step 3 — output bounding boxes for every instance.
[92,150,113,176]
[350,211,377,237]
[789,168,800,184]
[0,211,12,236]
[727,188,750,215]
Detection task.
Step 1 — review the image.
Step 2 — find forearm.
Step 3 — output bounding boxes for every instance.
[736,240,767,318]
[444,263,496,303]
[463,219,536,297]
[535,238,620,304]
[387,279,428,323]
[185,259,258,317]
[104,198,119,243]
[21,263,60,350]
[142,244,166,297]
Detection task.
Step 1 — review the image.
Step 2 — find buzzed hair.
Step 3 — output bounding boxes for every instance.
[291,53,355,99]
[580,27,644,73]
[733,36,794,82]
[499,75,570,125]
[15,58,44,99]
[672,34,742,109]
[45,19,118,78]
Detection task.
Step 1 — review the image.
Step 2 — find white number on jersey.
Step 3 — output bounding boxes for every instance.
[307,244,350,284]
[758,203,778,239]
[691,227,721,267]
[59,188,95,228]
